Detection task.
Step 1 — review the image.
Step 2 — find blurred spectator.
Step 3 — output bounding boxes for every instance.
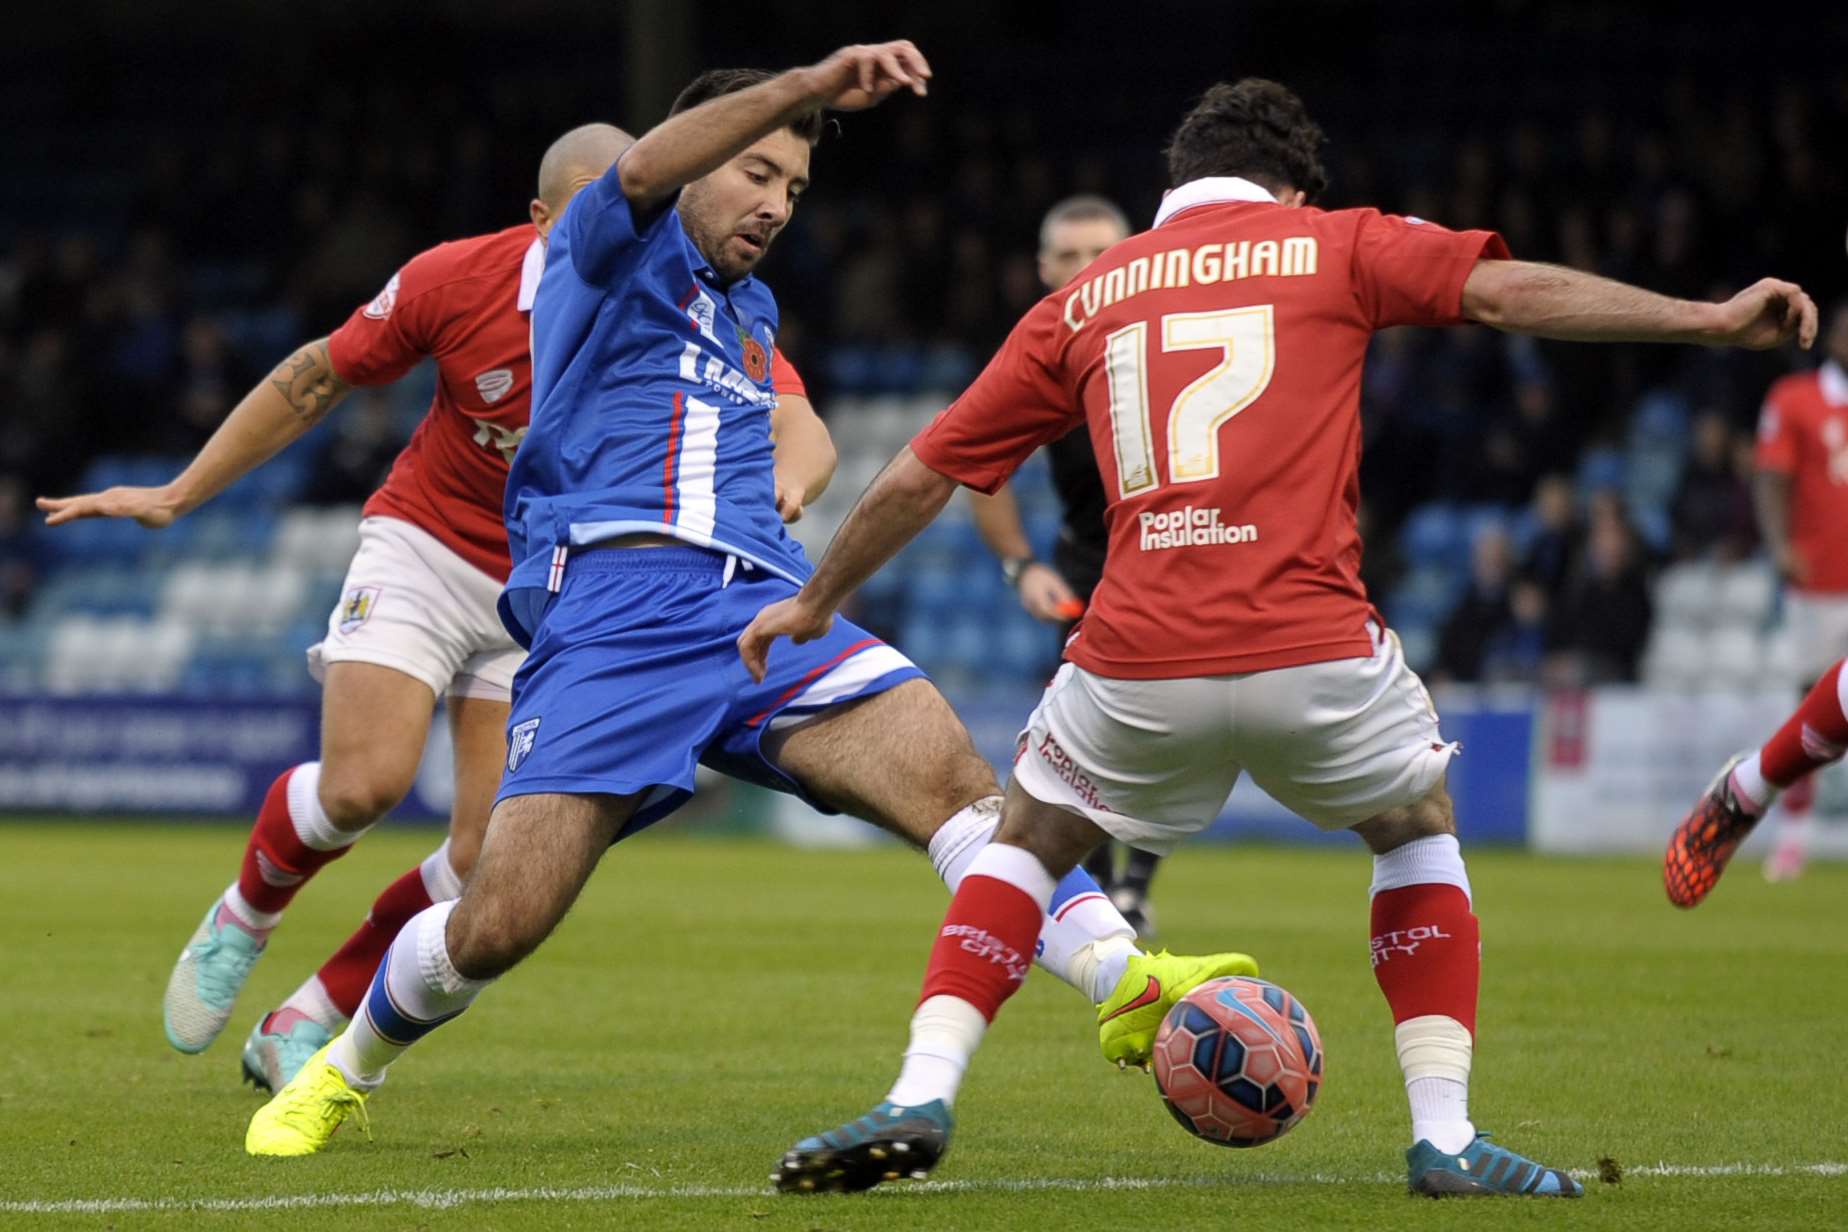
[1483,579,1550,685]
[0,475,37,620]
[1671,410,1757,561]
[1520,474,1581,597]
[1434,529,1515,683]
[1546,510,1654,683]
[300,388,402,507]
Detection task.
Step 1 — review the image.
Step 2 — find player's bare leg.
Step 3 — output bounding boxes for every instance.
[164,662,435,1054]
[1667,659,1848,906]
[243,692,508,1091]
[768,679,1146,1007]
[246,790,634,1155]
[1353,779,1578,1197]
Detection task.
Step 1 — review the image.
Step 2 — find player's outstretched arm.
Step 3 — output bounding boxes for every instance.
[738,446,954,680]
[1461,260,1818,350]
[37,337,351,528]
[619,41,931,213]
[769,393,836,523]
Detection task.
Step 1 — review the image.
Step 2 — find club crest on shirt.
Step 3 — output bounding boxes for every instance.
[337,585,380,634]
[474,368,514,403]
[363,271,401,320]
[507,718,541,773]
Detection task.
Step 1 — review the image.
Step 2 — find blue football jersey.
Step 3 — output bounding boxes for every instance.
[502,161,811,641]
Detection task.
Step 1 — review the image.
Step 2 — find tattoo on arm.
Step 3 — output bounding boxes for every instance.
[269,341,350,424]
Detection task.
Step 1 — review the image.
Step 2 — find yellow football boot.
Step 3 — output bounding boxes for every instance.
[245,1043,370,1157]
[1097,948,1260,1068]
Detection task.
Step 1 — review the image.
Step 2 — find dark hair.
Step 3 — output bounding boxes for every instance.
[669,68,825,145]
[1164,78,1328,202]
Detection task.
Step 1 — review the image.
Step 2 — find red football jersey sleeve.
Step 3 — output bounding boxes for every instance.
[911,297,1077,494]
[326,250,452,387]
[771,347,807,398]
[1755,377,1800,473]
[1351,209,1512,329]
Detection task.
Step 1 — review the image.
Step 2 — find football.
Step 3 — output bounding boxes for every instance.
[1152,977,1323,1148]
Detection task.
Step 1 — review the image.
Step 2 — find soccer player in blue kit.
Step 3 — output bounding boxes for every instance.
[245,42,1256,1157]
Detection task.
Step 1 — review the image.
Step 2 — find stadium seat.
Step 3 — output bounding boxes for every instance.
[1576,447,1626,496]
[1652,562,1719,631]
[1714,563,1776,630]
[1641,625,1706,690]
[1398,503,1465,569]
[1703,627,1764,691]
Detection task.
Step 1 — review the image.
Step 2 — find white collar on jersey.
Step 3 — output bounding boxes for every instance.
[1153,176,1278,228]
[517,237,545,312]
[1821,359,1848,407]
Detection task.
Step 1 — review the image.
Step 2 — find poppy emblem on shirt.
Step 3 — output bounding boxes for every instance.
[363,272,401,320]
[474,368,514,403]
[742,337,769,383]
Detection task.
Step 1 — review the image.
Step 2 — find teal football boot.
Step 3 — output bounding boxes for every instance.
[1408,1132,1583,1197]
[775,1100,952,1193]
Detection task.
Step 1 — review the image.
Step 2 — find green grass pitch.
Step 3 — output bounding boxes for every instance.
[1,819,1844,1230]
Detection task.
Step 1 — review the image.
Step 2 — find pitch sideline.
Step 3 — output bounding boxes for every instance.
[5,1163,1846,1214]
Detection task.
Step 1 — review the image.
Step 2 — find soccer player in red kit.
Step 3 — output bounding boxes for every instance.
[741,79,1817,1196]
[38,123,832,1090]
[1667,302,1848,899]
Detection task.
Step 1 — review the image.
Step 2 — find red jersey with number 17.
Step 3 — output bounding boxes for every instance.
[327,224,807,581]
[911,177,1508,680]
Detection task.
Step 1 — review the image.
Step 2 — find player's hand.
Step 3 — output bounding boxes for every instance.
[738,595,834,683]
[1707,278,1819,351]
[806,41,931,111]
[774,476,805,524]
[1017,562,1083,625]
[36,485,183,529]
[1775,543,1811,586]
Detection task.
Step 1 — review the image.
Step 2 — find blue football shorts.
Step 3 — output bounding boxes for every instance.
[495,546,924,841]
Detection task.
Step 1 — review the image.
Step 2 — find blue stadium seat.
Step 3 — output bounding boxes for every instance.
[1398,503,1464,569]
[1576,446,1626,495]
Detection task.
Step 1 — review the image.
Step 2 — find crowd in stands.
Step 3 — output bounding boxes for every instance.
[1,4,1843,692]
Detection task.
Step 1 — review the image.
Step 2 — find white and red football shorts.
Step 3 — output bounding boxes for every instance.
[1783,591,1848,686]
[1011,622,1457,853]
[308,516,523,703]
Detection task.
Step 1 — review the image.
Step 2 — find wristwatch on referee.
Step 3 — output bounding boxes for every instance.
[1001,555,1036,588]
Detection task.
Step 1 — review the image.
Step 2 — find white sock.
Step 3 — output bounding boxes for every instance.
[1369,833,1473,901]
[1397,1014,1475,1153]
[290,761,374,851]
[1729,753,1775,814]
[221,882,283,932]
[280,975,345,1031]
[327,901,491,1090]
[927,797,1140,1001]
[419,839,466,901]
[886,995,988,1108]
[883,844,1055,1109]
[1065,935,1139,1004]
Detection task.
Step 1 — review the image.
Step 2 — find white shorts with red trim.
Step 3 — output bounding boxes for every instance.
[1010,623,1456,854]
[309,516,524,703]
[1784,590,1848,685]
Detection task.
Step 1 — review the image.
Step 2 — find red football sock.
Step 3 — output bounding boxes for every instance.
[234,763,358,918]
[918,853,1050,1021]
[1759,661,1848,787]
[315,863,438,1018]
[1370,883,1479,1034]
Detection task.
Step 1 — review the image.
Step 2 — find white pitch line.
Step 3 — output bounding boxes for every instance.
[4,1163,1844,1215]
